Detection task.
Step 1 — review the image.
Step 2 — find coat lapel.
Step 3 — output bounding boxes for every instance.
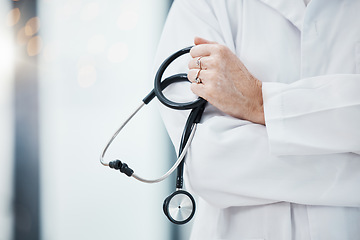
[258,0,306,30]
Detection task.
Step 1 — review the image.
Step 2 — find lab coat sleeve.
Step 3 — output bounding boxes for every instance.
[155,0,360,209]
[154,0,280,206]
[263,74,360,156]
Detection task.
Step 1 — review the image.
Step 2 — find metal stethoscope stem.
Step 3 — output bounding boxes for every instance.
[99,102,145,167]
[99,102,198,184]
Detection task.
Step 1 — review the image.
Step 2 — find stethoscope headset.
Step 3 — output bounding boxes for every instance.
[100,46,207,224]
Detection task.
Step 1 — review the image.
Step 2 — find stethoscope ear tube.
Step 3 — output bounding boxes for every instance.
[142,73,188,104]
[176,101,206,189]
[154,46,205,110]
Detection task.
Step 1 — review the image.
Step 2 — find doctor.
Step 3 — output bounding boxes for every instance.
[154,0,360,239]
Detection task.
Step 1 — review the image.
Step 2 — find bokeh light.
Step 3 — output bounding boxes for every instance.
[6,8,21,27]
[17,27,30,45]
[25,17,40,36]
[27,36,43,56]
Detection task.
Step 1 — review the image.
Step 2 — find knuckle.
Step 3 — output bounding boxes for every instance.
[207,83,216,93]
[203,82,214,95]
[213,44,222,52]
[207,58,217,69]
[214,44,228,56]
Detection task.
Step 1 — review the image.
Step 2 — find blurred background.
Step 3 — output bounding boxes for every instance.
[0,0,192,239]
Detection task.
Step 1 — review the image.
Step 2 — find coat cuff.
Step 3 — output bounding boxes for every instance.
[262,81,289,155]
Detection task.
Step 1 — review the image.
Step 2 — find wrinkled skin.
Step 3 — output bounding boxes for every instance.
[187,37,265,125]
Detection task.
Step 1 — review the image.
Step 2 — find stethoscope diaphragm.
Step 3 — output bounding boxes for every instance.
[163,190,196,225]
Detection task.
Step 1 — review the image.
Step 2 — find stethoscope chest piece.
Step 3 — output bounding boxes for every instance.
[100,46,205,225]
[163,190,196,225]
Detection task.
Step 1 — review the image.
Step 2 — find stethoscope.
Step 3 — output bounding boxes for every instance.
[100,46,207,224]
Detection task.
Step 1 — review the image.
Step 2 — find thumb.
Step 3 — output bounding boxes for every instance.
[194,36,217,45]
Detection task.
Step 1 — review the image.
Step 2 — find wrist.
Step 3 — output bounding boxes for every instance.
[253,105,265,125]
[253,79,265,125]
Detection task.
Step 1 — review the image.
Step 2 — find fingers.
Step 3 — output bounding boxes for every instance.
[187,69,201,83]
[190,37,218,58]
[188,56,210,70]
[190,44,213,58]
[187,68,211,84]
[186,68,207,100]
[194,36,217,45]
[187,37,224,100]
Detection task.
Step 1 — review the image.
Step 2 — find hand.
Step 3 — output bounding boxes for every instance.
[188,37,265,125]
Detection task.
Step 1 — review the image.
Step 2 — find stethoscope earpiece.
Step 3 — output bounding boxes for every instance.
[163,190,196,225]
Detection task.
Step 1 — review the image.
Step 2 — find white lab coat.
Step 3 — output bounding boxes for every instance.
[154,0,360,239]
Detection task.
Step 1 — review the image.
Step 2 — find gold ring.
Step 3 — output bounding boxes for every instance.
[196,57,202,69]
[195,69,202,84]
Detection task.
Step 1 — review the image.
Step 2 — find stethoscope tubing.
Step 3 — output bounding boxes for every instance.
[100,46,205,182]
[100,46,206,225]
[99,101,198,184]
[99,73,192,168]
[154,46,205,110]
[132,124,197,183]
[100,102,145,167]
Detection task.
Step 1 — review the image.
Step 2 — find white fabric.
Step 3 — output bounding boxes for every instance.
[154,0,360,239]
[304,0,311,6]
